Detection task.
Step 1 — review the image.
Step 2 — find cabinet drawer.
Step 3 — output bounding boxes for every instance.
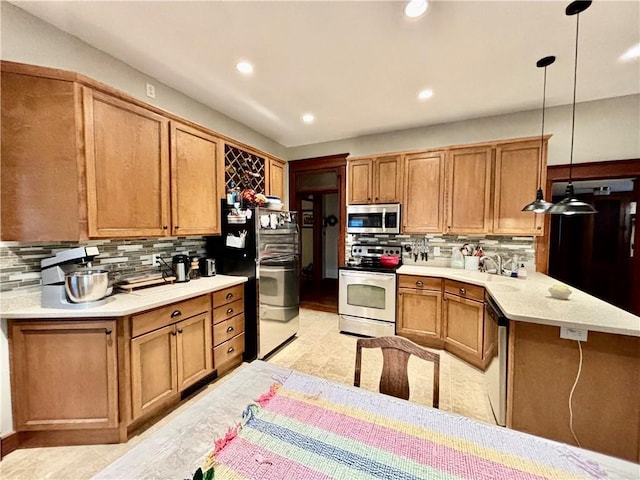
[398,275,442,291]
[213,299,244,324]
[214,333,245,368]
[213,314,245,347]
[444,280,484,302]
[132,295,211,338]
[213,284,244,307]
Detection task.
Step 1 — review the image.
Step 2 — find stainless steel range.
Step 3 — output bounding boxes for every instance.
[338,243,403,337]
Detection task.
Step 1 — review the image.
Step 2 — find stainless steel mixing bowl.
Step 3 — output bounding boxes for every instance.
[65,270,110,303]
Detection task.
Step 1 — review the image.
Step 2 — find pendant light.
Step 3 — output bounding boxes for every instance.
[548,0,597,215]
[522,55,556,213]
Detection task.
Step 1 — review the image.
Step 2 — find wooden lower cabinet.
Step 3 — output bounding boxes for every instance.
[9,319,119,431]
[176,313,214,391]
[212,285,245,374]
[397,275,443,348]
[443,293,485,367]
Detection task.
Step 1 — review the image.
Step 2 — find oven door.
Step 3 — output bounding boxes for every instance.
[338,269,396,323]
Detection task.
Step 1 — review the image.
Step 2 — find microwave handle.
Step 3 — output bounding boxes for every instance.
[382,208,386,232]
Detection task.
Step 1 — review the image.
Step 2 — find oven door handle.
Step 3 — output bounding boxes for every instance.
[340,271,395,279]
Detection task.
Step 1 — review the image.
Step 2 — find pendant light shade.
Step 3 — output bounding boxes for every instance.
[548,0,597,215]
[522,55,556,213]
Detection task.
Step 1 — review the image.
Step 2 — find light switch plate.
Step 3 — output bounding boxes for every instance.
[560,326,588,342]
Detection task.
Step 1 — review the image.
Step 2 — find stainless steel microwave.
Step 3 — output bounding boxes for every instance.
[346,204,401,234]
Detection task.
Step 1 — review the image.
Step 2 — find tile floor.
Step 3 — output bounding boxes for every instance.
[0,309,495,479]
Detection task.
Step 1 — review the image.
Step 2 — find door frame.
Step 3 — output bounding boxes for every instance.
[538,158,640,315]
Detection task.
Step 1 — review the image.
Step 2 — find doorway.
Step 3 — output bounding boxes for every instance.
[289,154,348,313]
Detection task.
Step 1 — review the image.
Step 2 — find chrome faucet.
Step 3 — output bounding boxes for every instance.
[480,254,503,275]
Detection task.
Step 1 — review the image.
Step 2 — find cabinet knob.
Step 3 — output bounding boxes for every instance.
[415,281,423,287]
[177,328,183,334]
[537,226,542,230]
[227,346,235,354]
[226,293,233,300]
[375,197,378,200]
[163,225,168,230]
[226,307,234,315]
[367,197,371,201]
[459,288,466,295]
[175,225,179,229]
[171,310,182,318]
[105,328,112,335]
[226,326,234,333]
[171,330,177,336]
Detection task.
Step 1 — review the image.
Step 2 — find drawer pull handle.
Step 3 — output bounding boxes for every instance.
[105,328,112,335]
[226,293,233,300]
[459,288,466,295]
[415,281,423,287]
[226,326,234,333]
[177,328,183,334]
[227,346,235,354]
[171,310,182,318]
[171,330,177,336]
[226,308,234,315]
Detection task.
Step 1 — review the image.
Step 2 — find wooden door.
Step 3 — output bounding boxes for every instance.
[348,158,373,204]
[170,122,221,236]
[403,151,445,233]
[175,313,213,391]
[445,146,493,234]
[266,157,286,200]
[374,155,403,203]
[130,324,178,420]
[9,320,118,430]
[494,140,545,235]
[397,288,443,348]
[84,88,170,238]
[443,293,484,366]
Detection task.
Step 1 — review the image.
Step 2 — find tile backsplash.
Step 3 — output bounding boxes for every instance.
[346,234,536,270]
[0,237,208,294]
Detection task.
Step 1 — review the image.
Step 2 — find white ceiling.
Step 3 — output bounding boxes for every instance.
[10,1,640,148]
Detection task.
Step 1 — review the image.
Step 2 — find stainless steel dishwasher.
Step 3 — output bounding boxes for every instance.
[485,294,508,426]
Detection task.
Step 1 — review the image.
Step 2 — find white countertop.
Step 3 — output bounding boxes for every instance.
[0,275,248,319]
[397,265,640,337]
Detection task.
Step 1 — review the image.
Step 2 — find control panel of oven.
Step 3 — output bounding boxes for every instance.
[351,243,403,258]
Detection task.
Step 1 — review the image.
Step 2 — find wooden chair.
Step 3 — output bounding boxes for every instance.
[354,336,440,408]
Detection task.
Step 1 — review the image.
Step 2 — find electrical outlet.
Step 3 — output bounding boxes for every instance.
[433,246,441,256]
[145,83,156,99]
[560,326,588,342]
[151,253,161,266]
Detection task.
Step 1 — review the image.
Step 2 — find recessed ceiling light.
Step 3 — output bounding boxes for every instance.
[619,43,640,62]
[236,61,254,74]
[405,0,429,18]
[302,113,315,124]
[418,89,434,100]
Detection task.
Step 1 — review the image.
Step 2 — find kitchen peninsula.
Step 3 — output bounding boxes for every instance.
[398,265,640,463]
[1,275,248,452]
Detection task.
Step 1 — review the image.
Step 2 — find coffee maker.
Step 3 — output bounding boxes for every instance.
[41,246,109,309]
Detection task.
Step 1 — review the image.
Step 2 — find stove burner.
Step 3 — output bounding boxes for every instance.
[344,243,403,272]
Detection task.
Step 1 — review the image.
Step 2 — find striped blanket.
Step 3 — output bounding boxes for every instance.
[192,372,605,480]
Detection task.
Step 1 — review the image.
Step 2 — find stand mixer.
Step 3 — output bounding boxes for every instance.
[41,246,110,309]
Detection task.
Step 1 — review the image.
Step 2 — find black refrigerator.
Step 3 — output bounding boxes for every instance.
[207,200,299,361]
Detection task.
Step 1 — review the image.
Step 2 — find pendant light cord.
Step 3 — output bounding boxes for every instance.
[569,12,581,184]
[538,66,548,189]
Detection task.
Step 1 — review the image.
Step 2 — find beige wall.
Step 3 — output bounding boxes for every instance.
[287,95,640,165]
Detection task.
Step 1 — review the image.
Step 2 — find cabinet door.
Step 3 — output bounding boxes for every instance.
[171,122,221,236]
[348,159,373,204]
[443,293,484,366]
[374,155,403,203]
[130,324,178,420]
[397,288,443,348]
[266,157,286,200]
[9,320,118,431]
[176,313,213,391]
[445,146,492,234]
[493,140,545,235]
[84,88,170,238]
[403,151,445,233]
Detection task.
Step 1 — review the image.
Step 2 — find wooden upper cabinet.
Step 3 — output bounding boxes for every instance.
[266,157,286,200]
[403,151,445,233]
[1,71,87,241]
[493,139,546,235]
[445,146,493,234]
[170,122,221,236]
[348,158,373,204]
[84,88,170,238]
[348,155,402,204]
